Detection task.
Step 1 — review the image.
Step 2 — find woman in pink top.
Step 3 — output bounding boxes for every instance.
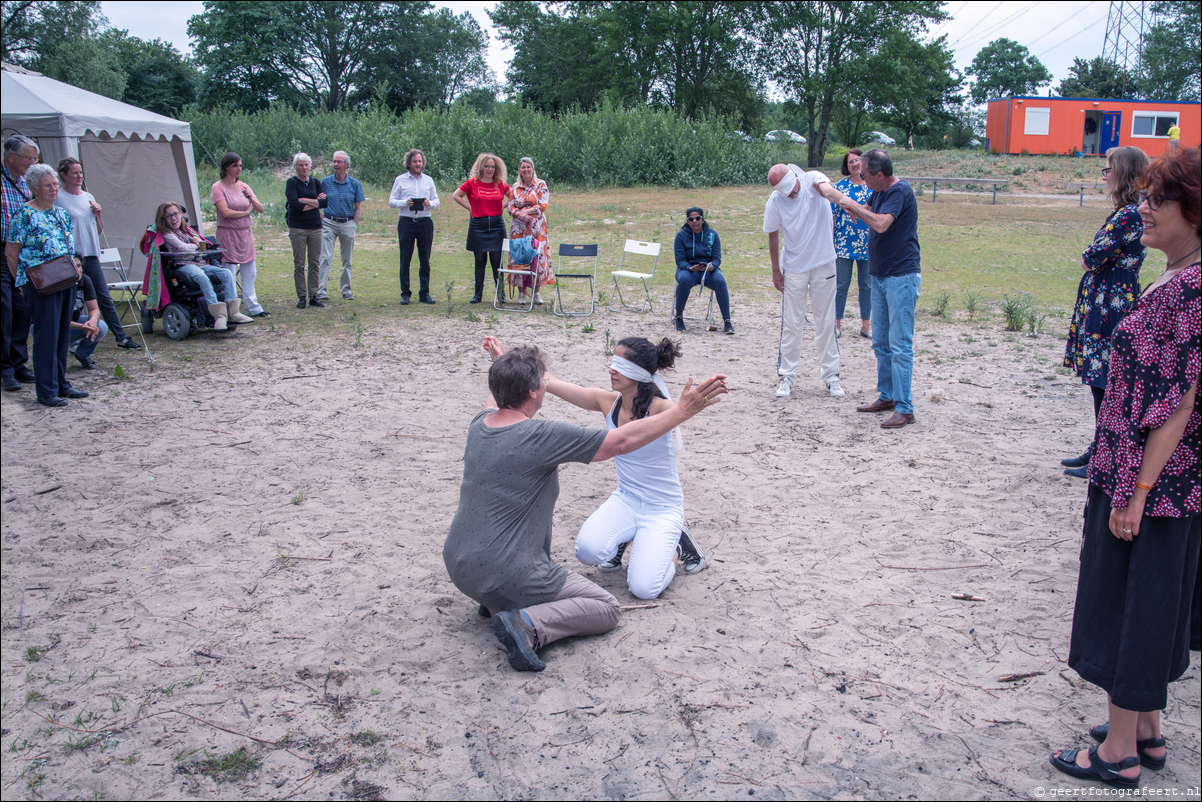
[211,152,268,317]
[453,153,511,304]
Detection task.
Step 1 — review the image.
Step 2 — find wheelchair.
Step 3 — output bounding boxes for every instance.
[139,226,235,341]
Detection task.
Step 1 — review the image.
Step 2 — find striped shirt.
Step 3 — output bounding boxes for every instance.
[1,164,32,244]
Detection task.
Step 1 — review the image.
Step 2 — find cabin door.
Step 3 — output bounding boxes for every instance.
[1101,112,1122,154]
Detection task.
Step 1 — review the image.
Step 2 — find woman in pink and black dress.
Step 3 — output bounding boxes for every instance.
[211,152,268,317]
[453,153,510,304]
[1050,147,1200,790]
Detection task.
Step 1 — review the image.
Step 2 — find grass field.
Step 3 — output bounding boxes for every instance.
[185,162,1110,352]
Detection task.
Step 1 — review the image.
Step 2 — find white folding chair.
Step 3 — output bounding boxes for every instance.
[609,239,660,313]
[494,239,536,312]
[99,246,157,349]
[554,244,598,317]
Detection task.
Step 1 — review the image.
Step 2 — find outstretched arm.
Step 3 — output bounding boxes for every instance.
[482,335,613,413]
[592,375,727,462]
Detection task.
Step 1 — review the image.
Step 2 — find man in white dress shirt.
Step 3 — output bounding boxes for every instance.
[388,149,441,304]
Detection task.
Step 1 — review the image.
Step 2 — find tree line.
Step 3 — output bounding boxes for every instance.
[3,0,1198,170]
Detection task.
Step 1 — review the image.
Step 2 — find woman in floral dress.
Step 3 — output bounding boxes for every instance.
[1062,146,1148,477]
[831,148,872,338]
[506,157,551,305]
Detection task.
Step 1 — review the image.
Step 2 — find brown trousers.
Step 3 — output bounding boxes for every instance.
[523,571,621,648]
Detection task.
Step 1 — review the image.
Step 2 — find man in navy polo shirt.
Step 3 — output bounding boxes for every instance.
[838,149,921,429]
[317,150,364,301]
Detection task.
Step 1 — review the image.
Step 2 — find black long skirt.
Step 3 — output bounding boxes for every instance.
[1068,482,1200,711]
[465,215,504,253]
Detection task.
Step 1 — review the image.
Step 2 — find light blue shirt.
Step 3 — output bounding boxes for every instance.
[321,174,364,219]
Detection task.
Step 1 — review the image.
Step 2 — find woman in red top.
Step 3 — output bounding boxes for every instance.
[453,153,510,304]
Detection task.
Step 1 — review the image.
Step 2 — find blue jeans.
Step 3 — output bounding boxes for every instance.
[835,257,871,322]
[175,263,237,306]
[71,318,109,359]
[870,273,921,415]
[674,268,731,321]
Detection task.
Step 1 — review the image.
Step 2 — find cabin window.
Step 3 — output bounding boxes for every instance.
[1131,111,1179,138]
[1023,107,1051,136]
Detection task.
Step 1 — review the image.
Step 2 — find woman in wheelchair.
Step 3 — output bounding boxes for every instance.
[155,202,253,330]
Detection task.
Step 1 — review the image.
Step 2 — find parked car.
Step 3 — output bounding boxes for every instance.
[766,129,806,144]
[731,130,753,142]
[862,131,897,146]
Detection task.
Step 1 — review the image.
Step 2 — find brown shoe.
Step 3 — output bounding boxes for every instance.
[856,398,895,413]
[880,412,916,429]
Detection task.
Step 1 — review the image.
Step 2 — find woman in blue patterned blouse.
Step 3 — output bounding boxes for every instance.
[1061,146,1149,477]
[3,163,88,407]
[831,149,872,339]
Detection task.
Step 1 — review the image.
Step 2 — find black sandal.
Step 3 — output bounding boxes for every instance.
[1089,723,1166,770]
[1050,745,1140,788]
[115,337,141,350]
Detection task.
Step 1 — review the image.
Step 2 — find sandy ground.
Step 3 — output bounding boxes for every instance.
[1,291,1198,801]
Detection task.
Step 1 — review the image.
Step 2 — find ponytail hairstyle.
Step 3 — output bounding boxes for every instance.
[616,336,682,419]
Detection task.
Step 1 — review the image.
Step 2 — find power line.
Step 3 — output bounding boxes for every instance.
[1035,14,1107,58]
[954,1,1043,53]
[929,1,972,39]
[1025,4,1094,48]
[948,0,1005,46]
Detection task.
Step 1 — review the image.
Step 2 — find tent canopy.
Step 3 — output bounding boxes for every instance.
[1,68,205,259]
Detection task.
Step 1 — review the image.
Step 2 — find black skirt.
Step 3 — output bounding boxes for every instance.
[466,215,505,253]
[1068,482,1200,711]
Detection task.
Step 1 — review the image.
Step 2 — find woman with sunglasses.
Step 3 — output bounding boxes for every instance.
[1050,147,1200,789]
[1061,146,1149,477]
[673,207,733,334]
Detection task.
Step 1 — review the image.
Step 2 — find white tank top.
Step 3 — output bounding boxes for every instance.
[607,395,684,508]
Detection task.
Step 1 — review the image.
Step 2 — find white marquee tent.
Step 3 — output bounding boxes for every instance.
[1,66,205,264]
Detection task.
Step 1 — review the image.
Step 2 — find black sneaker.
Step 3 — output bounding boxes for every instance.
[309,296,324,308]
[676,526,706,574]
[724,319,735,335]
[75,354,97,370]
[598,541,628,573]
[674,316,686,332]
[296,298,307,309]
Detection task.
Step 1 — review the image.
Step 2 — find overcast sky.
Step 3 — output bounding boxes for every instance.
[101,0,1118,100]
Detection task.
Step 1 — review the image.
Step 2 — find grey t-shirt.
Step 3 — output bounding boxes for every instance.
[54,190,100,257]
[443,410,607,612]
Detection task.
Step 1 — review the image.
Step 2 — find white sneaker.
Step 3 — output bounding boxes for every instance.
[534,291,544,305]
[775,376,793,398]
[826,378,846,398]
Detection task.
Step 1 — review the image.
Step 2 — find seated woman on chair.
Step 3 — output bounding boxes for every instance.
[155,202,253,330]
[673,207,733,334]
[484,334,710,602]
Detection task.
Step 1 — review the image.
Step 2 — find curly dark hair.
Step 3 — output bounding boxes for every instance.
[1137,147,1201,238]
[616,336,682,420]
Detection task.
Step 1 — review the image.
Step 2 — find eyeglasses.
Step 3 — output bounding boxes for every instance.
[687,216,703,222]
[1101,167,1112,178]
[166,211,182,218]
[1138,191,1166,210]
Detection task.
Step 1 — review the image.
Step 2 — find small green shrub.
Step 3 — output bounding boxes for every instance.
[1001,292,1032,331]
[930,289,951,317]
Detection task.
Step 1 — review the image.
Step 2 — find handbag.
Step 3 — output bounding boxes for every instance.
[26,255,78,296]
[24,210,78,296]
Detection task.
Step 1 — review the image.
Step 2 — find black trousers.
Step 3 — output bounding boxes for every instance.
[24,284,75,401]
[1,252,31,378]
[398,216,433,298]
[79,254,128,341]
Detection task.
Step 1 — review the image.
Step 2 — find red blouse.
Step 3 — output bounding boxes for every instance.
[458,178,510,218]
[1089,263,1201,515]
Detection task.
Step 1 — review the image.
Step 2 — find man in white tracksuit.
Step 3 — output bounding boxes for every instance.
[764,162,852,399]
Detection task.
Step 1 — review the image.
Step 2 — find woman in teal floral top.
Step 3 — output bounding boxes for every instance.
[1061,146,1148,475]
[831,149,872,338]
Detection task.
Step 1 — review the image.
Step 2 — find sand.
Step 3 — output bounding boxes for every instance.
[1,292,1198,801]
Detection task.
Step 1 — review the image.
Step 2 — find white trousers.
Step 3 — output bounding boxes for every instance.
[575,490,685,601]
[224,259,262,315]
[318,218,356,299]
[778,263,840,383]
